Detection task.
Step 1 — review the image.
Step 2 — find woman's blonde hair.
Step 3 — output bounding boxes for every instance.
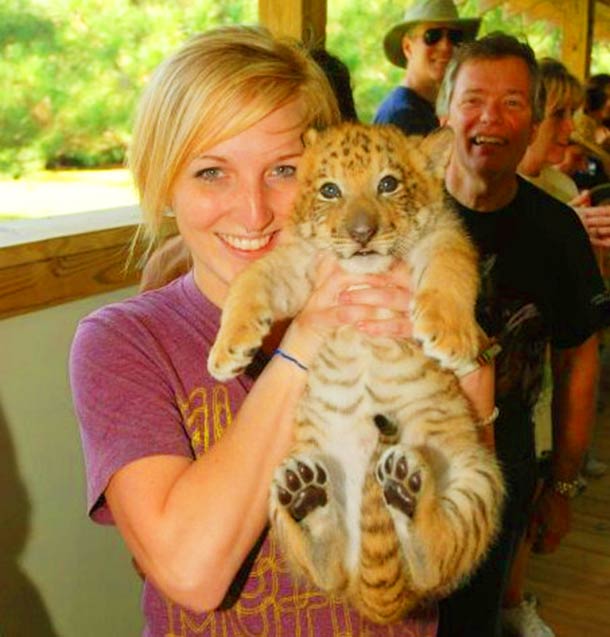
[538,57,583,116]
[129,25,342,247]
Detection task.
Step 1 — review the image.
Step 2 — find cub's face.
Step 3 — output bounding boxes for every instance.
[292,122,450,272]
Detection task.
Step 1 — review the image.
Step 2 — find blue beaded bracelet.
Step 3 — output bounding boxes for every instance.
[273,348,308,372]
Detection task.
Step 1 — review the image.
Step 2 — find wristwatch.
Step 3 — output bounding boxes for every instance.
[551,478,582,499]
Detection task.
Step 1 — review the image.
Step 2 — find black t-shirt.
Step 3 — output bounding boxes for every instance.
[450,177,610,465]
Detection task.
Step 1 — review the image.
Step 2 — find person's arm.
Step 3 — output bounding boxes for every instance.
[460,361,496,452]
[551,334,599,481]
[569,191,610,250]
[106,352,308,612]
[573,203,610,277]
[529,334,599,553]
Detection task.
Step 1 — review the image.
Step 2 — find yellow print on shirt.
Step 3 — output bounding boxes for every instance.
[178,384,232,456]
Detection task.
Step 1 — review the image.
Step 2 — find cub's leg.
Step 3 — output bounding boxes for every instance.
[376,441,502,596]
[208,240,315,381]
[375,445,439,593]
[376,446,427,520]
[408,225,483,369]
[270,454,348,592]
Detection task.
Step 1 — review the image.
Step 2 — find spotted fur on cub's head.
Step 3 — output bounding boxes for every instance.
[292,122,453,273]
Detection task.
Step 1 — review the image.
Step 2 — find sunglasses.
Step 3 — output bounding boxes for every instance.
[422,27,465,46]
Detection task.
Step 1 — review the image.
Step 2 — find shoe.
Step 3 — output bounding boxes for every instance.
[582,455,608,478]
[502,594,555,637]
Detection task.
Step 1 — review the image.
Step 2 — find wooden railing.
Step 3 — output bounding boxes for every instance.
[0,207,177,319]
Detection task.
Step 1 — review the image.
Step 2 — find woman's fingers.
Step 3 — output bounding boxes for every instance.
[297,256,414,339]
[579,206,610,229]
[339,284,410,310]
[577,206,610,248]
[353,314,414,338]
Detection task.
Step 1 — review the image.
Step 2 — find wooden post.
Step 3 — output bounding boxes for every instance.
[258,0,327,46]
[561,0,594,80]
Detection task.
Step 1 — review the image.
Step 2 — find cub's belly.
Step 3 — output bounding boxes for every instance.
[303,329,435,427]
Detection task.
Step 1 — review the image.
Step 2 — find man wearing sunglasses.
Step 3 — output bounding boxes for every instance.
[374,0,480,136]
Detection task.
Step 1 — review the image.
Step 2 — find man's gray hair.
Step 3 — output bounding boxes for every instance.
[436,32,546,123]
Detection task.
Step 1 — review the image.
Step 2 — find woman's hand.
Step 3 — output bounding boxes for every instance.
[569,190,591,208]
[572,196,610,248]
[528,483,572,554]
[337,259,414,338]
[280,255,413,365]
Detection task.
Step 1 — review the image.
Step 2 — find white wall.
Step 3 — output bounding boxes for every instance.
[0,288,143,636]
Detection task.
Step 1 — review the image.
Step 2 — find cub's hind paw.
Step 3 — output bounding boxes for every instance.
[376,446,427,518]
[273,457,328,522]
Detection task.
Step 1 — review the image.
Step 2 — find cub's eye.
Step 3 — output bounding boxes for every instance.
[378,175,399,194]
[319,182,342,199]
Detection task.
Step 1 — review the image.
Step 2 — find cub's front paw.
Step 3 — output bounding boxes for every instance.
[272,457,328,522]
[411,290,479,368]
[207,312,272,381]
[376,446,429,519]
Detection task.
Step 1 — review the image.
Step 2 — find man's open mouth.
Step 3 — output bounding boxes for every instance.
[472,135,505,146]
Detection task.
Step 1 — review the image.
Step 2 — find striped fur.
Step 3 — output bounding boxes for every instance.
[208,122,504,624]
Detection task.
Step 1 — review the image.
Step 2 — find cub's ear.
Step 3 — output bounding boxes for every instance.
[420,126,454,179]
[302,127,319,148]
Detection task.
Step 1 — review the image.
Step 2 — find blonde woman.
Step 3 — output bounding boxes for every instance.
[519,58,583,201]
[69,26,463,636]
[519,59,610,248]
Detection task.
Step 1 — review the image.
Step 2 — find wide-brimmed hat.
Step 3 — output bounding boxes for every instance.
[383,0,481,68]
[570,110,610,166]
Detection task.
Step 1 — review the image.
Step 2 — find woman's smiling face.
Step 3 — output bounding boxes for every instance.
[171,99,306,306]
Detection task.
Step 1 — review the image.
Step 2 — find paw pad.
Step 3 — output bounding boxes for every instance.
[275,459,328,522]
[377,448,423,518]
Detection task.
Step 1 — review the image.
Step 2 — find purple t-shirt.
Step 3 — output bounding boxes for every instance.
[70,272,438,637]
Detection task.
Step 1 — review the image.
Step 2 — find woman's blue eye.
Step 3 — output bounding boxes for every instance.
[320,182,341,199]
[195,167,222,181]
[272,165,297,178]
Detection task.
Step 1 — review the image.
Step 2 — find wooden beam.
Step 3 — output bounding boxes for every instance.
[561,0,594,80]
[258,0,326,46]
[0,217,176,319]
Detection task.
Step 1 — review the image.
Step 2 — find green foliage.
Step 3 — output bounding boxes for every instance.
[0,0,599,177]
[1,0,256,177]
[326,0,404,124]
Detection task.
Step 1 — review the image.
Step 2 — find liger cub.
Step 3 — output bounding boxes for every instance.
[208,122,504,624]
